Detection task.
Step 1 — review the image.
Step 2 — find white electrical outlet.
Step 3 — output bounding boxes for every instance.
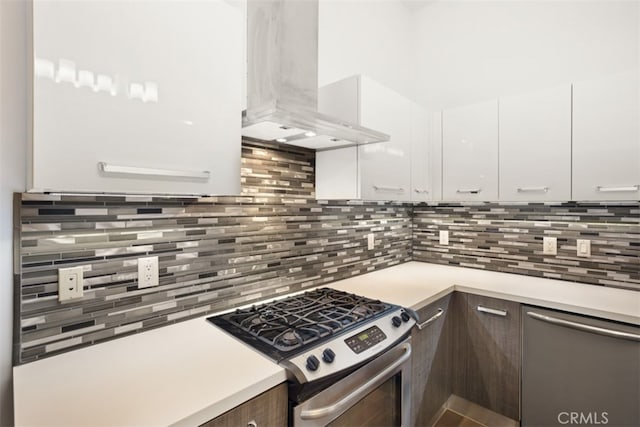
[577,239,591,257]
[58,266,84,301]
[138,256,159,288]
[367,233,375,250]
[543,236,557,255]
[439,230,449,245]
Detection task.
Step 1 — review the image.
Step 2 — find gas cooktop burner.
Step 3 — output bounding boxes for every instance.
[208,287,416,396]
[224,288,389,352]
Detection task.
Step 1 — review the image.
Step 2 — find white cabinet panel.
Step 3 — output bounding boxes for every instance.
[31,0,242,195]
[411,103,431,202]
[442,100,499,201]
[316,147,359,199]
[499,85,572,201]
[359,77,412,201]
[573,71,640,201]
[316,75,412,201]
[430,112,443,201]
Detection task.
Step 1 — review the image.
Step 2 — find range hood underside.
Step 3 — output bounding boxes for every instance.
[242,102,388,150]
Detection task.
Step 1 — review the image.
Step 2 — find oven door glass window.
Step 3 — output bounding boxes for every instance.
[327,375,401,427]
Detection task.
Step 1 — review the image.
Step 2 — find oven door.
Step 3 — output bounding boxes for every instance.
[293,337,412,427]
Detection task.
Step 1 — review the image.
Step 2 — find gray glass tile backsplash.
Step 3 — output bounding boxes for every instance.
[14,141,411,364]
[14,140,639,364]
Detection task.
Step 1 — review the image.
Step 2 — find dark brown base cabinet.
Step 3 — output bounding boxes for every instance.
[201,383,288,427]
[412,292,521,426]
[411,294,454,426]
[453,293,521,421]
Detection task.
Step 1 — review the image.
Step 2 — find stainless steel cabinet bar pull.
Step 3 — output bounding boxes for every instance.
[98,162,210,180]
[373,185,405,192]
[417,308,444,330]
[477,306,507,317]
[299,343,412,420]
[414,189,429,194]
[596,185,639,192]
[517,186,549,193]
[456,188,481,194]
[526,311,640,342]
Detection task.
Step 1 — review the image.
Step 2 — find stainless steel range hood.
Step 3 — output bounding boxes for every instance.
[242,0,389,150]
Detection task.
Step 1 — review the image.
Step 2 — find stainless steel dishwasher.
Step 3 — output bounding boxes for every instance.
[522,306,640,427]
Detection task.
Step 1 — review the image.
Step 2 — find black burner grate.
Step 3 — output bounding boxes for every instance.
[216,288,391,354]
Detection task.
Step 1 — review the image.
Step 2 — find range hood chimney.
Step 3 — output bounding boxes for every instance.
[242,0,389,149]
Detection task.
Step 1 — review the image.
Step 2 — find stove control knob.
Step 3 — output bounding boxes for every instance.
[306,355,320,371]
[401,311,411,322]
[322,348,335,363]
[392,316,402,327]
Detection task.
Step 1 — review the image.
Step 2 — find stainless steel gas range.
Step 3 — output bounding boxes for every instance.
[208,287,416,426]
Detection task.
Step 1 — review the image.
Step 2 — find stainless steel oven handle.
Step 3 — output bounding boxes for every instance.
[299,342,412,420]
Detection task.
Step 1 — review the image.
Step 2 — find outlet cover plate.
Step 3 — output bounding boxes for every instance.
[138,256,159,288]
[543,236,557,255]
[577,239,591,257]
[58,266,84,301]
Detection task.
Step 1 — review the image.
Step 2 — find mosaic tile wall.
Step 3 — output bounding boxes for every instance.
[14,140,412,364]
[413,202,640,291]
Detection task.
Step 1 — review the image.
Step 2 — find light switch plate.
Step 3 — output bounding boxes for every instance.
[543,236,557,255]
[577,239,591,257]
[367,233,375,250]
[58,266,84,301]
[439,230,449,245]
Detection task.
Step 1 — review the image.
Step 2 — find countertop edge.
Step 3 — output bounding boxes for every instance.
[170,370,288,427]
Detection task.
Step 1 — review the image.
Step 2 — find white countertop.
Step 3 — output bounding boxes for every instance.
[328,262,640,325]
[13,315,288,427]
[13,262,640,426]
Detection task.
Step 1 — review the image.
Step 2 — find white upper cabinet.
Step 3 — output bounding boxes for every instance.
[359,77,412,201]
[316,75,412,201]
[442,100,499,201]
[410,103,431,202]
[31,0,242,195]
[572,71,640,201]
[499,85,572,201]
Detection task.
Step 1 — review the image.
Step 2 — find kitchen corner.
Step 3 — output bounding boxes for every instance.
[13,262,640,426]
[2,0,639,426]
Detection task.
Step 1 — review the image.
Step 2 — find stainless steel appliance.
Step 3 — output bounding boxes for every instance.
[522,306,640,426]
[208,288,416,426]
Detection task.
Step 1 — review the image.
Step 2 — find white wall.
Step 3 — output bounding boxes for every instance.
[0,1,28,425]
[411,0,640,110]
[319,0,414,99]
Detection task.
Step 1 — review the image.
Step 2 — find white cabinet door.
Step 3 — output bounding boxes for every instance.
[411,103,431,202]
[573,71,640,201]
[499,85,572,201]
[442,100,499,201]
[359,77,412,201]
[31,0,242,195]
[430,111,443,201]
[316,75,412,201]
